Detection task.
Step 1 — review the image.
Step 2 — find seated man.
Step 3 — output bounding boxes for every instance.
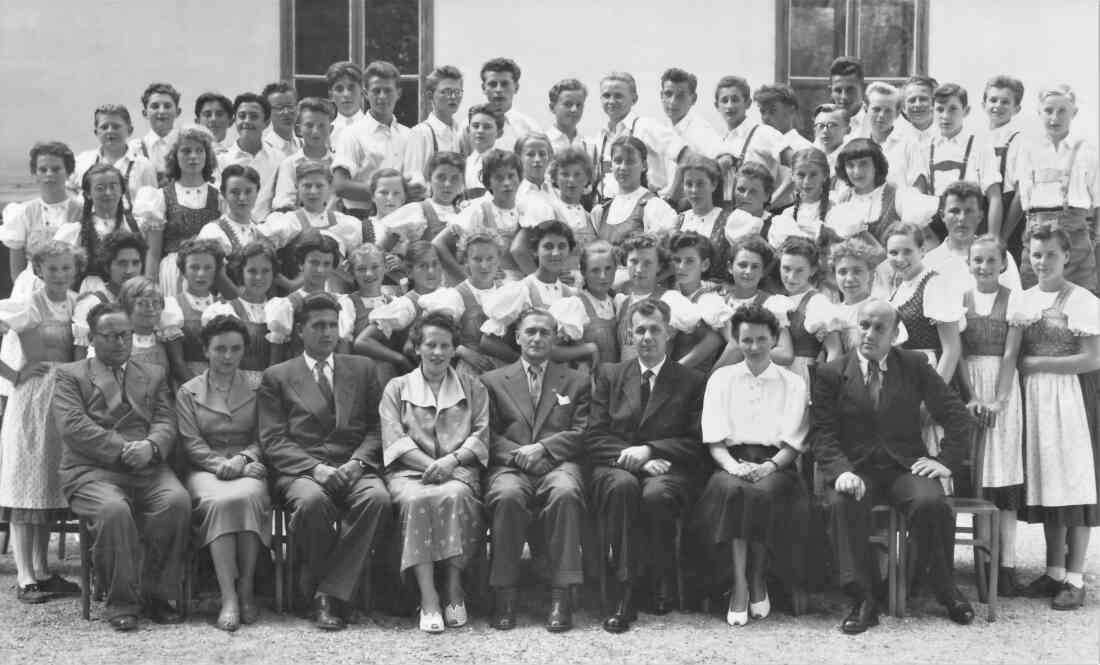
[258,293,392,631]
[587,298,706,634]
[812,298,976,634]
[482,308,590,632]
[54,302,188,632]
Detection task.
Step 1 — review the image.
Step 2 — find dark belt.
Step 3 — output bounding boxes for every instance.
[729,444,776,464]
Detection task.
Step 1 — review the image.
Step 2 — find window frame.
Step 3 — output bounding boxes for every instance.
[775,0,929,133]
[279,0,435,122]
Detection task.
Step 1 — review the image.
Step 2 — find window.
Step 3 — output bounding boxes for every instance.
[776,0,928,134]
[280,0,434,126]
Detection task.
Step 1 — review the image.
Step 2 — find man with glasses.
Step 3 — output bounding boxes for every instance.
[53,302,188,632]
[404,65,465,188]
[262,81,302,158]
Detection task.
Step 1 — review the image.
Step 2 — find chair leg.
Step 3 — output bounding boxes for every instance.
[675,519,686,612]
[895,512,908,618]
[78,520,92,621]
[273,512,285,614]
[790,585,808,616]
[987,513,999,622]
[598,530,608,615]
[887,510,898,617]
[974,516,989,604]
[1,527,8,555]
[56,519,66,561]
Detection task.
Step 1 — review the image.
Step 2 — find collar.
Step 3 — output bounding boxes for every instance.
[144,129,177,147]
[302,352,335,373]
[1041,131,1079,151]
[638,356,667,379]
[229,141,267,160]
[672,109,702,131]
[857,351,888,377]
[934,130,972,146]
[335,110,364,126]
[608,111,639,135]
[404,366,465,409]
[547,124,580,144]
[616,185,647,204]
[93,356,127,375]
[723,118,756,140]
[362,112,398,133]
[521,358,547,377]
[263,126,298,145]
[730,359,780,381]
[427,113,459,133]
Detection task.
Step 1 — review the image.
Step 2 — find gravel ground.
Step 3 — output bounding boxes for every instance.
[0,522,1096,665]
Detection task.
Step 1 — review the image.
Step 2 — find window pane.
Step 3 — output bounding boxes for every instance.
[791,80,830,138]
[393,79,420,127]
[294,78,336,105]
[789,0,846,78]
[295,0,349,76]
[364,0,419,73]
[858,0,914,78]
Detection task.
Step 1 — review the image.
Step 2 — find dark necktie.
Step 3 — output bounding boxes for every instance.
[113,366,130,407]
[315,359,335,412]
[527,364,542,407]
[641,369,654,409]
[866,362,881,408]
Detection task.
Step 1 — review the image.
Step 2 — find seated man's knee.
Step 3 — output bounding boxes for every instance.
[97,497,135,528]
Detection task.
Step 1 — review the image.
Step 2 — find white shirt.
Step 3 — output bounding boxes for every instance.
[602,187,678,233]
[403,114,463,186]
[701,361,808,450]
[923,242,1021,292]
[271,149,335,211]
[263,127,302,159]
[493,108,541,152]
[69,149,158,200]
[782,129,814,156]
[331,110,365,146]
[914,131,1001,195]
[720,120,784,176]
[857,350,889,382]
[670,110,725,160]
[332,113,411,210]
[197,216,263,254]
[597,112,687,196]
[216,142,285,219]
[678,208,723,238]
[465,150,490,191]
[637,356,667,391]
[1011,132,1100,211]
[872,129,920,187]
[302,352,335,386]
[129,129,178,175]
[258,209,363,255]
[546,125,594,158]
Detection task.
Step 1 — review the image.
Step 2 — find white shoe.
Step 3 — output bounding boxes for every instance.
[726,608,749,626]
[419,608,444,633]
[444,602,467,628]
[749,591,771,620]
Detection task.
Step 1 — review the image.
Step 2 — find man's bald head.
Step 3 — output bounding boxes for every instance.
[856,298,900,361]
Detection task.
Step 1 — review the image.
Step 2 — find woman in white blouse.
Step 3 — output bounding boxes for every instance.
[695,304,809,628]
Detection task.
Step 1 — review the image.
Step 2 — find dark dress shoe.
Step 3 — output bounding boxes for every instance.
[108,614,140,632]
[1022,574,1064,598]
[546,587,572,633]
[36,574,81,595]
[311,595,346,631]
[1052,582,1086,611]
[146,598,184,624]
[491,587,518,630]
[939,588,975,625]
[649,577,673,615]
[603,586,634,634]
[840,599,879,635]
[16,583,49,605]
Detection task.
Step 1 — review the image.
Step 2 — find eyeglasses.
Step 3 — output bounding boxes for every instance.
[436,88,463,98]
[272,105,297,113]
[814,122,843,131]
[94,330,134,343]
[131,297,163,310]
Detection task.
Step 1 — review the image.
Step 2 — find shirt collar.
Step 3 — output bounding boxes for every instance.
[857,351,888,377]
[724,119,756,140]
[609,111,639,135]
[730,359,780,381]
[144,128,176,148]
[935,130,972,146]
[427,113,458,133]
[638,356,667,379]
[1041,130,1078,151]
[403,366,465,410]
[362,112,398,133]
[521,358,547,377]
[302,352,335,373]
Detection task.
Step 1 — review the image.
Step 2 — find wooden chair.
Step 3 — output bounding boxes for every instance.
[869,504,908,618]
[946,429,1001,622]
[597,515,688,614]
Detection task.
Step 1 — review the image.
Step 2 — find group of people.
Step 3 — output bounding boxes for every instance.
[0,52,1097,640]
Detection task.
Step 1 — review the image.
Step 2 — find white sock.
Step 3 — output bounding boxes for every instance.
[1065,572,1084,588]
[1047,566,1067,581]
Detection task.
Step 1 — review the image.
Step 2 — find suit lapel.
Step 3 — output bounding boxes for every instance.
[532,362,564,438]
[332,357,356,426]
[877,350,901,416]
[640,361,672,426]
[842,352,874,414]
[89,358,125,415]
[618,361,642,426]
[123,363,151,422]
[288,357,335,428]
[504,362,535,427]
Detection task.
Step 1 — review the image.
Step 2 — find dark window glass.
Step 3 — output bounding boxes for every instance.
[789,0,845,78]
[294,78,336,106]
[364,0,419,73]
[858,0,914,78]
[294,0,350,76]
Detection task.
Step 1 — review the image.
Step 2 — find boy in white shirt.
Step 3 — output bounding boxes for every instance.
[465,105,506,199]
[863,82,919,187]
[595,71,688,199]
[900,75,939,144]
[128,82,182,185]
[754,84,813,165]
[479,58,540,151]
[272,97,337,211]
[982,76,1025,246]
[332,60,411,219]
[715,75,784,202]
[812,103,852,173]
[661,68,725,162]
[546,78,592,156]
[829,57,867,137]
[216,92,285,221]
[70,104,158,204]
[404,65,465,187]
[326,61,366,145]
[194,92,236,154]
[261,81,301,158]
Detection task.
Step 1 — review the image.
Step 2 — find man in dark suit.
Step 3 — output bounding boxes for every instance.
[259,293,392,631]
[812,299,976,634]
[587,298,706,633]
[54,303,188,631]
[482,308,590,632]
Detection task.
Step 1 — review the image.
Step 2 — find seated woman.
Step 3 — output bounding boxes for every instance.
[379,312,489,634]
[176,315,270,632]
[695,304,809,627]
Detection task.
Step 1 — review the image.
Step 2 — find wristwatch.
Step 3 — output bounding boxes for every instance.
[150,442,162,463]
[353,458,369,471]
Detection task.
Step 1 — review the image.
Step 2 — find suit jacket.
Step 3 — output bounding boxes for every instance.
[586,357,706,470]
[258,353,384,477]
[177,370,260,475]
[481,360,590,469]
[811,348,975,485]
[53,357,178,495]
